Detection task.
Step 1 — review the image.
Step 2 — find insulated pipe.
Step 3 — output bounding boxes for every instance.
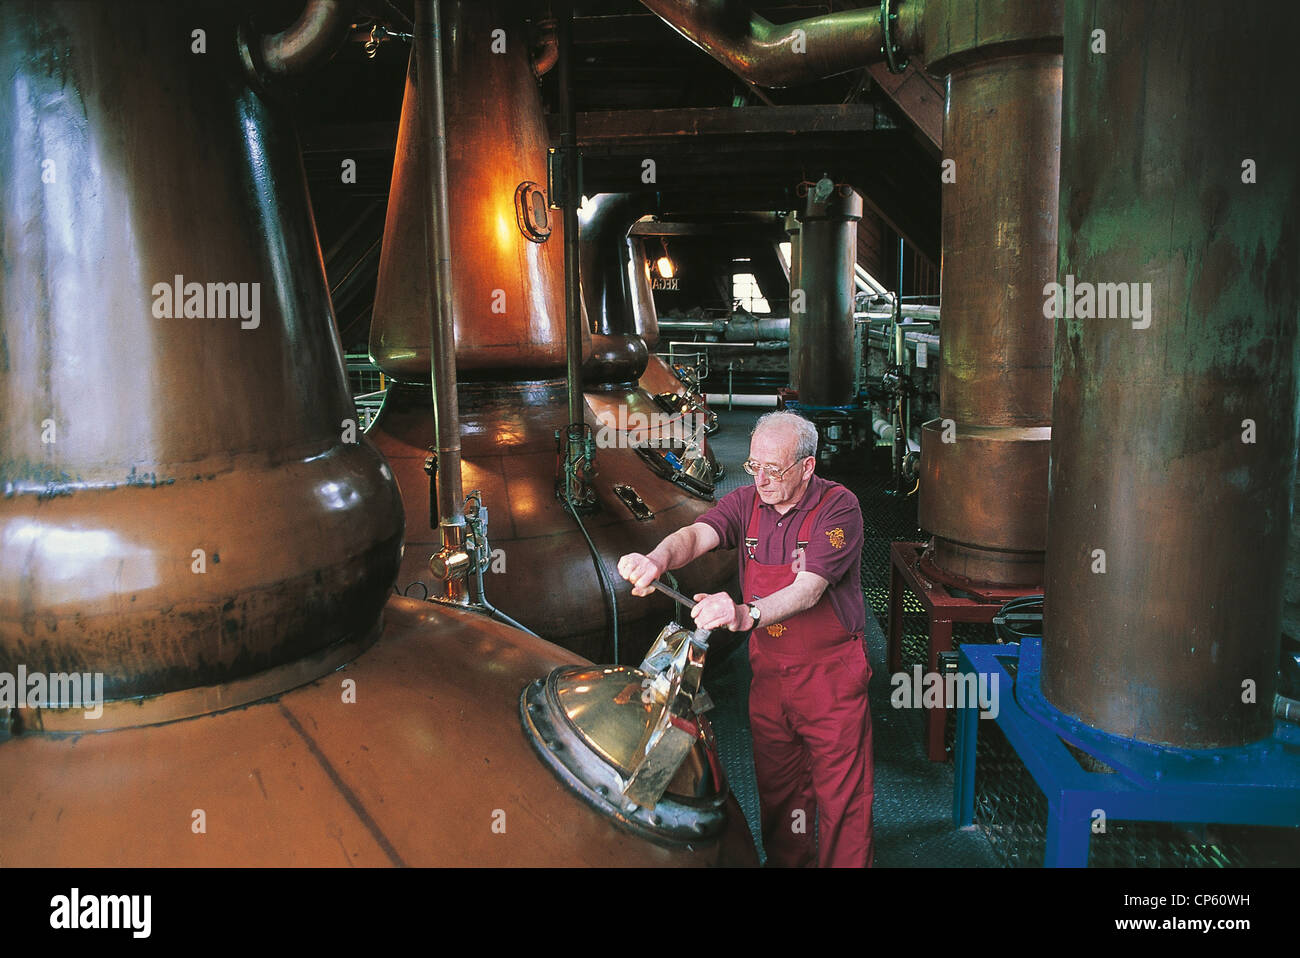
[867,328,938,351]
[872,415,896,442]
[1041,0,1299,748]
[415,0,463,550]
[704,393,779,409]
[724,317,789,341]
[256,0,355,77]
[860,305,940,321]
[856,263,889,298]
[639,0,922,88]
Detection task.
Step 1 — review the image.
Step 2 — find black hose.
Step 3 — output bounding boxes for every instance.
[401,580,430,600]
[565,498,620,662]
[481,598,541,638]
[465,527,542,639]
[993,594,1044,644]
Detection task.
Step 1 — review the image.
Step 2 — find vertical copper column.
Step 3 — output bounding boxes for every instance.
[414,0,468,607]
[0,0,404,700]
[917,0,1062,588]
[558,5,585,429]
[784,210,803,390]
[1042,0,1299,747]
[795,187,861,406]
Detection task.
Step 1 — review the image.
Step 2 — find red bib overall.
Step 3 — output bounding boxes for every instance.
[742,485,874,867]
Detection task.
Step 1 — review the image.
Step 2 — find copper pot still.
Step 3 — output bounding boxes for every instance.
[367,1,733,662]
[0,0,403,701]
[0,0,755,867]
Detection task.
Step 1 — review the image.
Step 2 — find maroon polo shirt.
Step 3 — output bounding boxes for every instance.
[697,474,867,635]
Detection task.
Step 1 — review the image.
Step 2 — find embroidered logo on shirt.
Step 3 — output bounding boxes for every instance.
[826,527,846,549]
[766,623,788,637]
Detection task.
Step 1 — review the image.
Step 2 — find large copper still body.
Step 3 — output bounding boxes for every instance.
[0,0,754,866]
[367,3,733,662]
[1041,0,1299,748]
[0,0,402,701]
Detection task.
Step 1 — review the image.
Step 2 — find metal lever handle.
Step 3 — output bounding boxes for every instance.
[649,578,697,609]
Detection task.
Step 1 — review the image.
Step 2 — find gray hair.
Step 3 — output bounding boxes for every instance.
[752,410,818,461]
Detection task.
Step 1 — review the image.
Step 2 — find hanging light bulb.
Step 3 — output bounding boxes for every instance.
[655,239,674,278]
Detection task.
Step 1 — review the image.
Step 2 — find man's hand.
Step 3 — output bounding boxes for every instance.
[617,552,665,596]
[690,592,747,632]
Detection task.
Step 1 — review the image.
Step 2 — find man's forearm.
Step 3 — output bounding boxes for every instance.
[750,573,827,628]
[647,524,710,571]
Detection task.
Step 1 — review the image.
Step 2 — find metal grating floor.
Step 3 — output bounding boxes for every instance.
[700,409,1300,867]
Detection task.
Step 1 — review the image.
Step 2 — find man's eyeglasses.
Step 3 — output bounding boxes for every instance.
[742,458,806,480]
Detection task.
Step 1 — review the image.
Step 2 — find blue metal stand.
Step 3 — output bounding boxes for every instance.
[953,637,1300,867]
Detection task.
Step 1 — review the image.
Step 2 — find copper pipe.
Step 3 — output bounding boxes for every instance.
[257,0,356,77]
[638,0,922,88]
[415,0,464,545]
[1041,0,1298,747]
[559,4,584,429]
[530,16,559,78]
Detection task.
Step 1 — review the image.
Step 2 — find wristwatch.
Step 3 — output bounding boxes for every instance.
[746,603,762,628]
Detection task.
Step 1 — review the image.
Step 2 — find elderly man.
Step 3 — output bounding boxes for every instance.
[618,410,873,867]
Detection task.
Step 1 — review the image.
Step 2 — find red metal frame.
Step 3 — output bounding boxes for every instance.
[887,541,1039,761]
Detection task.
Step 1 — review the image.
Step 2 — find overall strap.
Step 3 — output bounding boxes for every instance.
[743,488,762,560]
